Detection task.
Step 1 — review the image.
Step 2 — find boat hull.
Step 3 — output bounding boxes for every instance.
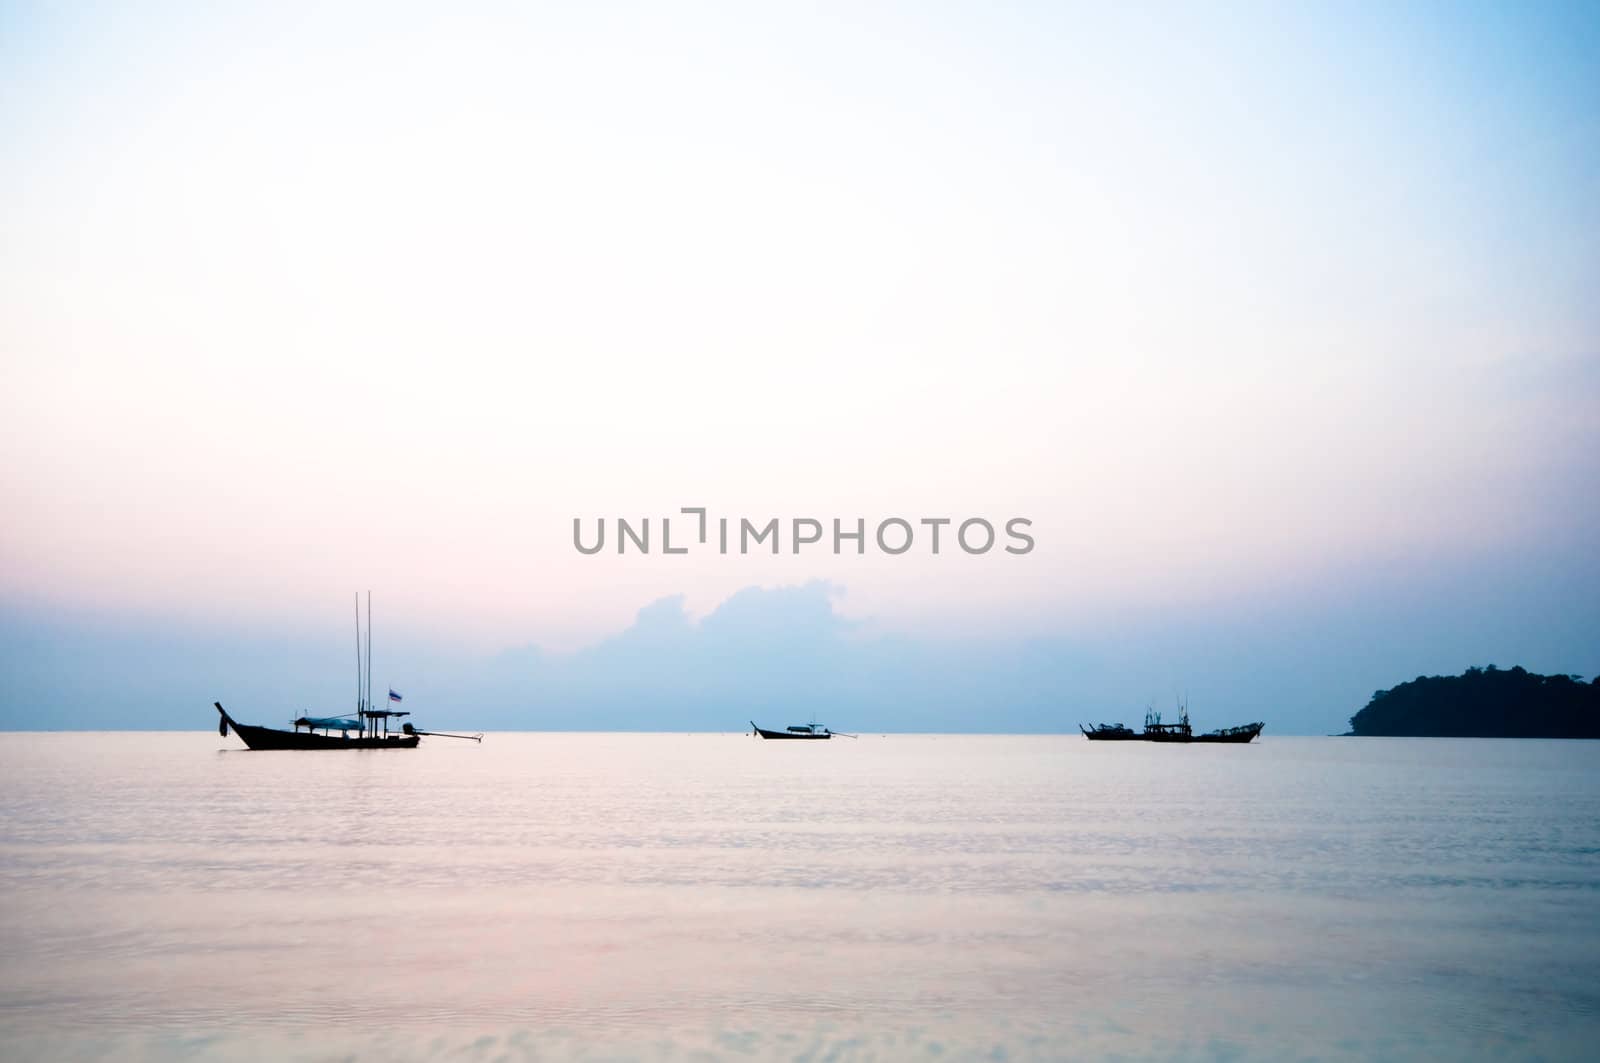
[217,704,420,750]
[1187,725,1263,743]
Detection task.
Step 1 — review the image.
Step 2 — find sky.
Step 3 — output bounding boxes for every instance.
[1,2,1596,733]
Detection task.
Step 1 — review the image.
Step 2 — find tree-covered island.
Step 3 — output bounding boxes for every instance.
[1349,665,1600,738]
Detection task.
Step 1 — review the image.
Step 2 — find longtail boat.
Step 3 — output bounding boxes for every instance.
[215,593,481,750]
[216,702,422,749]
[751,720,854,740]
[1080,702,1262,744]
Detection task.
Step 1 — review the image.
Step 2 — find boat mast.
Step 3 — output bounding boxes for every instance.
[355,592,364,720]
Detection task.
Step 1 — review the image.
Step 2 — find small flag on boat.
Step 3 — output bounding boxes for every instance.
[388,689,402,702]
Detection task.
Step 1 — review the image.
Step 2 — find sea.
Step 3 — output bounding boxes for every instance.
[1,732,1597,1062]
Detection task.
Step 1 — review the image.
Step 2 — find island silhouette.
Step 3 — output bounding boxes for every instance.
[1349,665,1600,738]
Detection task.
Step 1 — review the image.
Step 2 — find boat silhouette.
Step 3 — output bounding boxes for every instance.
[751,720,855,740]
[1080,702,1262,743]
[215,593,480,750]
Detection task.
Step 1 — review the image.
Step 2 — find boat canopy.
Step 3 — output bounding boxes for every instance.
[295,716,361,730]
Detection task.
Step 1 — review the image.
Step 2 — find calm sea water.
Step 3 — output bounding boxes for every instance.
[1,733,1597,1061]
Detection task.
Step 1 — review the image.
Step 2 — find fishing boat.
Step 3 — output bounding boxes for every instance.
[1079,722,1138,740]
[1080,702,1262,744]
[751,720,850,740]
[215,702,422,749]
[215,593,482,750]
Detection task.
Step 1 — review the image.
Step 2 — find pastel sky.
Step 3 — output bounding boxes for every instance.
[2,3,1596,732]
